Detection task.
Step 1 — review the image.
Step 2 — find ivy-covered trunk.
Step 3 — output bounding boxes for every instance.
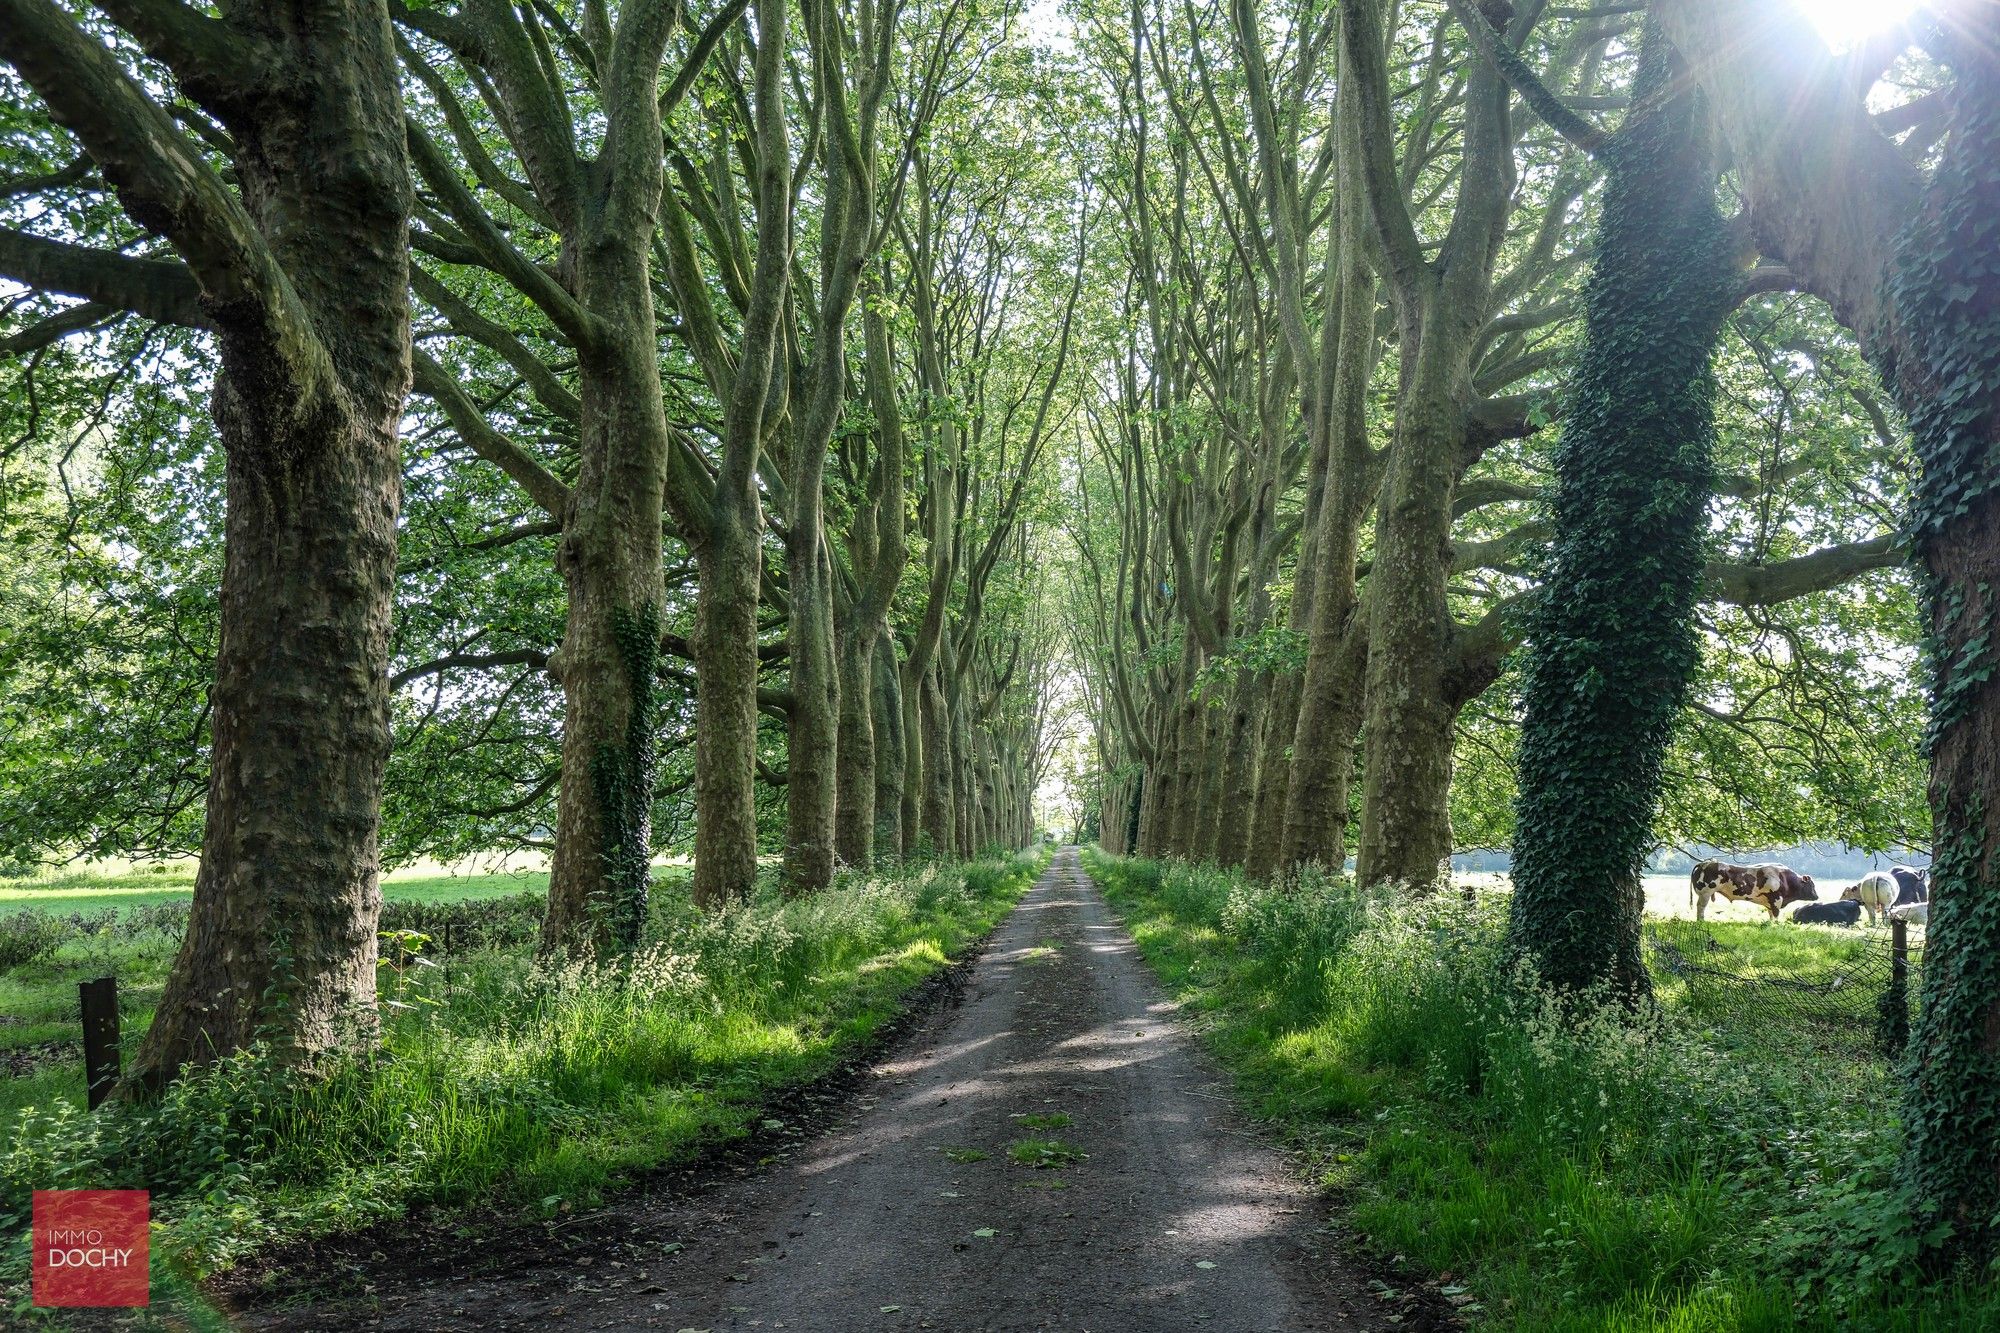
[1889,20,2000,1270]
[1506,25,1733,1001]
[540,532,664,950]
[540,244,672,948]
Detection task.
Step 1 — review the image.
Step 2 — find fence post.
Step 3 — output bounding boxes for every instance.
[78,976,120,1110]
[1877,918,1911,1060]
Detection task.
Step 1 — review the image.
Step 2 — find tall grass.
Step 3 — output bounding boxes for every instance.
[1,852,1040,1311]
[1089,852,1999,1331]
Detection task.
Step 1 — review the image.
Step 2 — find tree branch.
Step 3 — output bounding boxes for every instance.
[411,347,574,517]
[1706,534,1905,606]
[407,120,598,350]
[0,0,310,365]
[661,0,747,120]
[413,265,579,422]
[0,228,210,329]
[392,648,551,689]
[1444,0,1608,156]
[94,0,276,114]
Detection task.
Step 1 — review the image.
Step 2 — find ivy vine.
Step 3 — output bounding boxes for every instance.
[1884,20,2000,1272]
[589,601,661,952]
[1506,23,1738,1001]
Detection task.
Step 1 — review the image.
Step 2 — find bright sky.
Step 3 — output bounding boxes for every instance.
[1797,0,1921,51]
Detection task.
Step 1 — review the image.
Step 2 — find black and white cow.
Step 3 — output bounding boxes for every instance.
[1690,860,1818,921]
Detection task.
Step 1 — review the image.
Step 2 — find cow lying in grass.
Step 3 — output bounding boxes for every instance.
[1690,860,1818,921]
[1792,899,1862,927]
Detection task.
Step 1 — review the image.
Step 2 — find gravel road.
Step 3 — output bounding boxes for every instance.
[240,849,1413,1331]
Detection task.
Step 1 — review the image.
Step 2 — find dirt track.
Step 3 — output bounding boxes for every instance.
[241,850,1418,1331]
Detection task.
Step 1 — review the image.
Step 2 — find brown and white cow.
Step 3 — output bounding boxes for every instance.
[1690,860,1818,921]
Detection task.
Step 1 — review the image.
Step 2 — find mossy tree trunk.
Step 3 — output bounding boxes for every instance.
[0,0,413,1086]
[1886,15,2000,1271]
[1501,22,1735,1002]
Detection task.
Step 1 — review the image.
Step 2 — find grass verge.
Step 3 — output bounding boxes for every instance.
[1,851,1041,1325]
[1086,851,1998,1332]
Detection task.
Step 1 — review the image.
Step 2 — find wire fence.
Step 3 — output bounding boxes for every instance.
[1643,916,1923,1060]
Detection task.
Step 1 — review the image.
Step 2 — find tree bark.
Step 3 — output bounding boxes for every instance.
[1879,19,2000,1271]
[1210,670,1264,867]
[1352,343,1464,892]
[834,616,877,867]
[919,665,955,855]
[10,0,423,1088]
[540,273,670,950]
[871,632,906,857]
[690,522,765,908]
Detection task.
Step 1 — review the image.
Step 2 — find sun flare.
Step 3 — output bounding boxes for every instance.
[1797,0,1923,51]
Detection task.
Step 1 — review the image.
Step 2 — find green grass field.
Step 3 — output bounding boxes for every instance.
[1,852,1043,1321]
[1087,852,1995,1332]
[0,864,551,916]
[0,867,557,1135]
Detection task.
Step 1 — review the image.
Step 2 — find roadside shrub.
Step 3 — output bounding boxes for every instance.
[0,911,71,970]
[378,890,545,953]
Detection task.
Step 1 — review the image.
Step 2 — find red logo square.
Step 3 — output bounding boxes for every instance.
[31,1190,150,1307]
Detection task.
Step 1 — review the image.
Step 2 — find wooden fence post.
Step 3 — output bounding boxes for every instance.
[1878,918,1911,1060]
[78,975,120,1110]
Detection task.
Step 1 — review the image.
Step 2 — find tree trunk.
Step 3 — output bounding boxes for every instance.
[949,698,973,855]
[541,295,670,950]
[1353,325,1465,893]
[540,503,664,950]
[1211,670,1263,867]
[1244,670,1302,879]
[1883,23,2000,1270]
[1505,25,1731,1002]
[1280,98,1375,877]
[1650,0,2000,1265]
[691,520,764,908]
[870,632,905,860]
[834,618,875,868]
[1137,703,1175,858]
[920,666,954,856]
[783,529,839,895]
[124,1,411,1088]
